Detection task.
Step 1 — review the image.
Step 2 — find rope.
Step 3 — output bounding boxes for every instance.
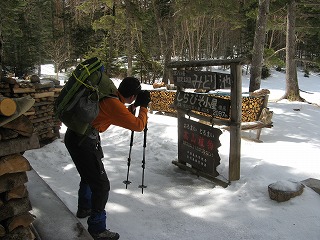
[72,72,96,91]
[80,63,91,76]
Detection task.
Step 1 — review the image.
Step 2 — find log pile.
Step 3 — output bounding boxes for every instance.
[0,77,62,144]
[0,156,37,239]
[241,96,265,122]
[0,99,40,239]
[214,94,265,122]
[149,90,176,114]
[149,89,268,122]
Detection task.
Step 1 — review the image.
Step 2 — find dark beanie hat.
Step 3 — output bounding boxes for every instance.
[118,77,141,98]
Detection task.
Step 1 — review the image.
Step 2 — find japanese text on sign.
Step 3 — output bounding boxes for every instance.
[178,118,222,174]
[174,91,230,119]
[182,121,221,153]
[173,70,231,90]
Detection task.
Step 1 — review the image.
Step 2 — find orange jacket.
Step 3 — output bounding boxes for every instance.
[92,92,148,133]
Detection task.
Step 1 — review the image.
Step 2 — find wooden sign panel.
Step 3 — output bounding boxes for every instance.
[178,118,222,175]
[173,70,231,90]
[174,91,231,119]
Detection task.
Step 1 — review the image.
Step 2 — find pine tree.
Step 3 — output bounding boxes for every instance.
[0,0,26,76]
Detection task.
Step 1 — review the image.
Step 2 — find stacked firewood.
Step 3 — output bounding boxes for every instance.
[241,96,265,122]
[212,94,266,122]
[0,99,40,239]
[149,90,176,114]
[149,90,268,122]
[0,76,62,144]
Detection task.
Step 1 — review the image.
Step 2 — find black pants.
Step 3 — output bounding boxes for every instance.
[64,128,110,211]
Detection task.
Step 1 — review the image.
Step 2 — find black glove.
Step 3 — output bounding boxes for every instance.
[134,90,151,108]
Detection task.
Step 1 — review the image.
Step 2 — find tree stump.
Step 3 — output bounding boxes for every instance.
[268,180,304,202]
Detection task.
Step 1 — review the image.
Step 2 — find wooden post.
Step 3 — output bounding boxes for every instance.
[229,63,242,181]
[176,70,186,165]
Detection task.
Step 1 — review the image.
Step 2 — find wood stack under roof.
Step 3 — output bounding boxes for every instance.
[0,75,62,144]
[0,96,40,239]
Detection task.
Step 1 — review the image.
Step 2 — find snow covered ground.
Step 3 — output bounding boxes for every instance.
[24,65,320,240]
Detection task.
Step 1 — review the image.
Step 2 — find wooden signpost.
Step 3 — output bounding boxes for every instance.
[168,59,243,184]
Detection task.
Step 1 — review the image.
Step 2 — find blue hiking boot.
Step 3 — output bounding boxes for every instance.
[90,229,120,240]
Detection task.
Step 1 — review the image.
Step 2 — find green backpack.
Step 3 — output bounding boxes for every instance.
[54,57,118,135]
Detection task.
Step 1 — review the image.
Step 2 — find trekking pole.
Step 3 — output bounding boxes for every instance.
[138,122,148,194]
[123,107,136,189]
[123,130,134,188]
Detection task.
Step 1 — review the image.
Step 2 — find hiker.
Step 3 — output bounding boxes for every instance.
[64,77,150,240]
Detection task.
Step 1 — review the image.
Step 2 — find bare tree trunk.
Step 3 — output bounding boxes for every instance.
[106,1,116,76]
[152,0,174,84]
[124,0,133,77]
[45,38,68,80]
[249,0,270,92]
[268,28,274,49]
[195,16,206,60]
[282,0,303,101]
[185,22,193,60]
[0,27,3,78]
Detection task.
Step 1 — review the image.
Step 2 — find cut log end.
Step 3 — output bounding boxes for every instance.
[0,98,17,116]
[268,180,304,202]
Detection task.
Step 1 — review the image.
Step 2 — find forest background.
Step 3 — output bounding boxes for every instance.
[0,0,320,100]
